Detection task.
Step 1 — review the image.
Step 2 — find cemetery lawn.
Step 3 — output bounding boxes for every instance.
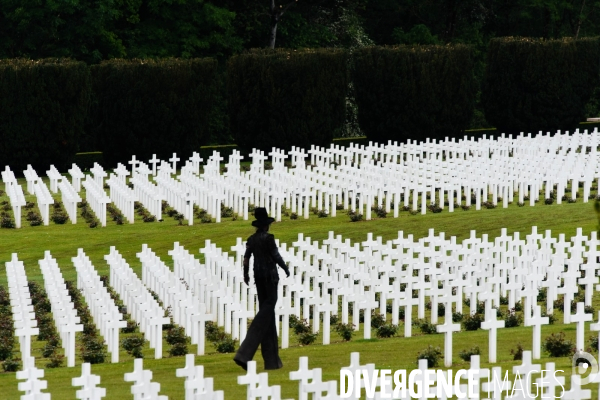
[0,181,598,398]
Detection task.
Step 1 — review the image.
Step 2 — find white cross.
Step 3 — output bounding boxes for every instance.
[149,154,160,176]
[170,153,181,172]
[238,361,260,400]
[534,362,565,399]
[129,155,139,176]
[512,351,541,398]
[436,294,460,367]
[480,302,505,363]
[571,302,593,351]
[524,305,548,359]
[72,363,106,400]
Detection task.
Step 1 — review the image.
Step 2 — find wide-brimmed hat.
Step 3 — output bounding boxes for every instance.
[251,207,275,227]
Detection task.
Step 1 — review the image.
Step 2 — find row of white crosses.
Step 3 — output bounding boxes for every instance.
[58,175,82,224]
[138,244,216,355]
[172,240,255,345]
[8,348,594,400]
[4,129,599,227]
[5,253,39,360]
[130,161,162,220]
[72,248,127,363]
[33,178,55,225]
[38,251,84,367]
[2,166,26,227]
[105,246,169,359]
[106,168,136,223]
[82,163,111,226]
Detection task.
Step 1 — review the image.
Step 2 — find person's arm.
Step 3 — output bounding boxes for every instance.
[268,235,290,277]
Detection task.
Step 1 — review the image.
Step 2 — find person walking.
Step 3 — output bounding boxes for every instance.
[234,207,290,371]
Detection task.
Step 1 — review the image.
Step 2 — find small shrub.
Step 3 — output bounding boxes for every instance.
[462,313,483,331]
[41,343,57,358]
[51,210,69,224]
[568,198,577,203]
[221,206,234,218]
[0,216,15,229]
[504,309,523,328]
[517,202,525,207]
[513,301,523,312]
[371,312,386,329]
[460,205,471,211]
[350,212,364,222]
[0,336,13,361]
[543,332,574,357]
[335,323,355,341]
[200,215,212,223]
[541,311,556,325]
[452,312,463,322]
[427,203,442,213]
[293,319,311,335]
[459,346,480,361]
[205,321,222,342]
[336,203,344,210]
[417,319,438,335]
[376,324,398,338]
[545,198,554,205]
[2,357,20,372]
[374,207,387,218]
[290,212,298,220]
[589,335,598,352]
[511,343,524,360]
[329,314,339,325]
[417,345,443,368]
[297,332,318,345]
[482,201,497,209]
[288,314,300,329]
[169,343,188,357]
[121,320,138,333]
[213,337,236,353]
[46,354,64,368]
[121,335,145,358]
[166,327,189,346]
[317,210,328,218]
[81,337,106,364]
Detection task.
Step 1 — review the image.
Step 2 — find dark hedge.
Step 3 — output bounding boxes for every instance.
[89,58,218,168]
[352,45,476,144]
[0,59,91,173]
[227,48,348,152]
[482,37,600,135]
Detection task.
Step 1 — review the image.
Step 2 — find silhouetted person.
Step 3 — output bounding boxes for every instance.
[234,207,289,371]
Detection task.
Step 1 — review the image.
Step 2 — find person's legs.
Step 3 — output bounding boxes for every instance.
[261,280,282,369]
[234,276,273,368]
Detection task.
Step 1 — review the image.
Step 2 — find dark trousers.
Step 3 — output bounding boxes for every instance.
[235,273,282,369]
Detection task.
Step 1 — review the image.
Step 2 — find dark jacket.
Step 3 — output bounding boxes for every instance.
[244,230,288,281]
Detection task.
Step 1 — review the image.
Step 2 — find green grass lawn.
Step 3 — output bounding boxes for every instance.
[0,177,598,399]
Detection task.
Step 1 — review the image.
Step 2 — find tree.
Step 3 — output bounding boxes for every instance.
[269,0,298,48]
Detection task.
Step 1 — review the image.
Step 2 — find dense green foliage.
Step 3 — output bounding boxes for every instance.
[228,48,348,152]
[90,58,218,167]
[0,59,91,172]
[353,45,476,143]
[482,37,600,134]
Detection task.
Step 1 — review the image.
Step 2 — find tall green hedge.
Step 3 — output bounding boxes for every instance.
[352,45,476,144]
[482,37,600,134]
[0,59,90,173]
[90,58,218,168]
[227,48,348,152]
